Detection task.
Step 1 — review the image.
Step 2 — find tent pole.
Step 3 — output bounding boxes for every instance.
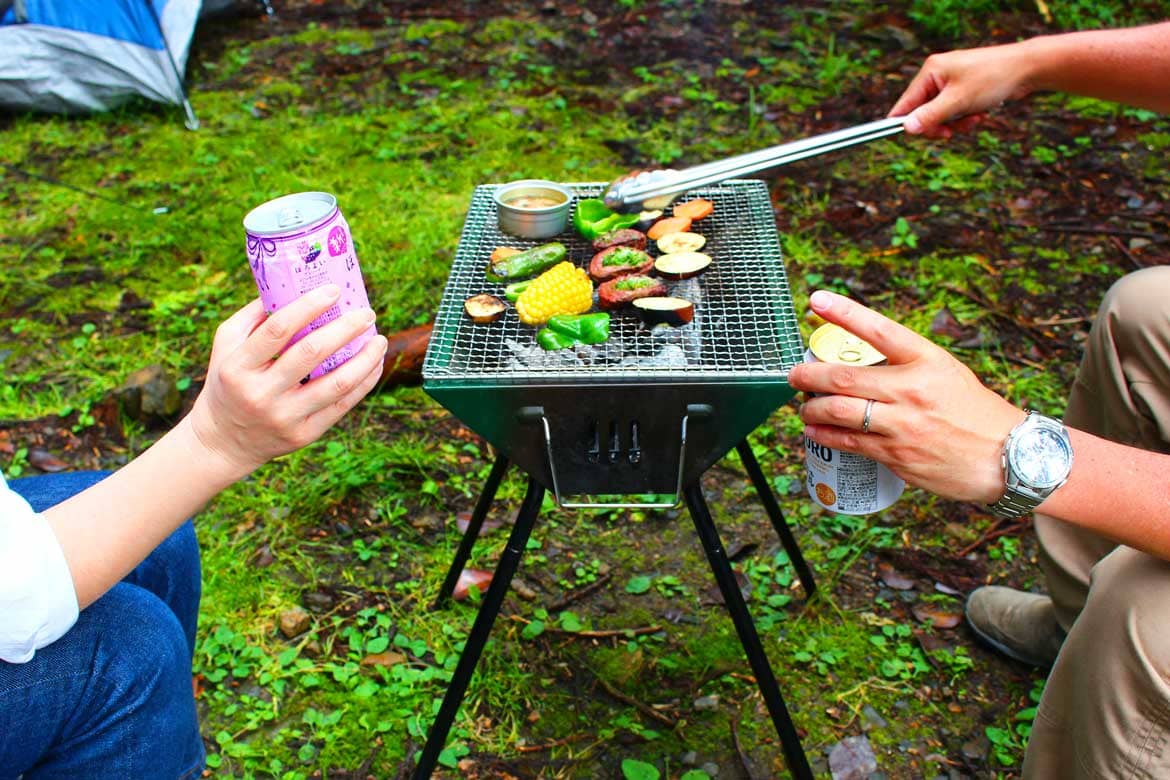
[141,0,200,130]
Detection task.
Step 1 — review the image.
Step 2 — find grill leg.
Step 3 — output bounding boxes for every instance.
[412,476,545,780]
[432,455,510,610]
[735,440,817,597]
[684,481,814,780]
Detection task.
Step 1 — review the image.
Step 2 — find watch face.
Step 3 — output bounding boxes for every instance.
[1011,427,1072,488]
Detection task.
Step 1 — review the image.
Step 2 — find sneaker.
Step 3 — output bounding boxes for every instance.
[964,586,1067,668]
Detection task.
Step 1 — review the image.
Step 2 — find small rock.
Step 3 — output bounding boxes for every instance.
[253,544,275,568]
[279,606,311,639]
[829,735,878,780]
[693,694,720,710]
[303,591,334,612]
[681,751,699,766]
[961,736,988,761]
[115,364,180,421]
[860,704,888,731]
[699,762,720,778]
[511,579,537,601]
[409,511,443,533]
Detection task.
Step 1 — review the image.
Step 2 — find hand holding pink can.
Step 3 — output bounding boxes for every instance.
[243,191,377,380]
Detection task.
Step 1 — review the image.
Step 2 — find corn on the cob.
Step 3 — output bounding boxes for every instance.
[515,261,593,325]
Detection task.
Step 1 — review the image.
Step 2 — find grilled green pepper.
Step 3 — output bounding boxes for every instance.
[547,312,611,345]
[536,328,578,351]
[486,242,566,283]
[536,313,612,351]
[504,280,531,302]
[572,199,640,241]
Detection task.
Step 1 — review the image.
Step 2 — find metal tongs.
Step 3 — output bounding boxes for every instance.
[603,115,906,213]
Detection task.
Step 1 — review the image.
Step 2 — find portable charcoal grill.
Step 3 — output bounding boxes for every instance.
[414,180,818,779]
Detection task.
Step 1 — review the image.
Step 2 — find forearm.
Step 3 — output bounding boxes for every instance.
[1037,428,1170,560]
[1019,23,1170,112]
[44,416,248,608]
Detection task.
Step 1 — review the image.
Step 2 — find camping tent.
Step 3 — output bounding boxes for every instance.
[0,0,217,129]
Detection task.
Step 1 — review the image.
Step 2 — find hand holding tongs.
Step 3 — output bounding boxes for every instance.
[603,116,907,213]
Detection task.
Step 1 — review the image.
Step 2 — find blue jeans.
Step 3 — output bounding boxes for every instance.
[0,471,205,780]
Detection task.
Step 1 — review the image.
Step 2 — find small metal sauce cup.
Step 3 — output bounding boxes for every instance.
[494,180,573,238]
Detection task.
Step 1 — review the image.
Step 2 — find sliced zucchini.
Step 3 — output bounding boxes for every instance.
[654,251,712,280]
[632,296,695,326]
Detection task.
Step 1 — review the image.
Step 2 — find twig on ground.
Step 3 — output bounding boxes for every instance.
[515,734,590,753]
[547,572,612,613]
[594,675,678,728]
[1020,221,1165,241]
[507,614,663,640]
[729,714,760,780]
[1110,235,1146,270]
[955,518,1030,558]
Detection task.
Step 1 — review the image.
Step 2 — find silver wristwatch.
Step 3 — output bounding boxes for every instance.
[987,412,1073,519]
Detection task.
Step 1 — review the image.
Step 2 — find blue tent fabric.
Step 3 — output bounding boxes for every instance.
[2,1,170,49]
[0,0,203,127]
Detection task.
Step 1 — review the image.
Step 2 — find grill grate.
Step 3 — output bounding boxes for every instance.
[424,180,804,386]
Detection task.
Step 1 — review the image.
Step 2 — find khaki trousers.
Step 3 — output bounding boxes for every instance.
[1023,266,1170,778]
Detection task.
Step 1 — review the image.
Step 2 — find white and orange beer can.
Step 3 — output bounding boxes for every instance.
[804,323,905,515]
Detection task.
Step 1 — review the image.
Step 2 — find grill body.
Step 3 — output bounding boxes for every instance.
[423,180,804,501]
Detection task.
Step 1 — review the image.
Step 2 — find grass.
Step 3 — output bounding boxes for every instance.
[3,1,1168,777]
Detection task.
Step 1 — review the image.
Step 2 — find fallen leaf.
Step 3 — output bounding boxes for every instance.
[701,570,752,605]
[29,447,70,473]
[360,650,406,668]
[453,568,493,601]
[877,561,915,590]
[455,510,503,537]
[929,306,966,340]
[912,604,963,629]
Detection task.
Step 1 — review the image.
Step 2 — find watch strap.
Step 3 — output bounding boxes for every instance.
[987,486,1042,519]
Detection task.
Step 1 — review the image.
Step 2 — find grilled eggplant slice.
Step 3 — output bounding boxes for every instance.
[464,294,507,323]
[632,296,695,326]
[654,251,711,280]
[636,209,664,231]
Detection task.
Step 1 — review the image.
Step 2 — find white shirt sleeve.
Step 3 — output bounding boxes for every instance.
[0,474,80,664]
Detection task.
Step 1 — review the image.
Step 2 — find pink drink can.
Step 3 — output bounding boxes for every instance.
[243,191,375,380]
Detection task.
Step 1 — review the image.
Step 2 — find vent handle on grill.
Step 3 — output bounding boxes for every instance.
[518,406,710,510]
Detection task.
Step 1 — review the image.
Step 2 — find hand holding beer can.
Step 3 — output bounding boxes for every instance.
[804,323,905,515]
[243,192,376,380]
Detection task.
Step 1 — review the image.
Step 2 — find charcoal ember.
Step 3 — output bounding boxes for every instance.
[669,277,703,305]
[623,344,688,368]
[505,339,587,369]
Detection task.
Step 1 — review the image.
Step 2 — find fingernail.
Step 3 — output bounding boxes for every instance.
[904,111,923,135]
[316,284,341,301]
[809,290,833,311]
[351,307,376,325]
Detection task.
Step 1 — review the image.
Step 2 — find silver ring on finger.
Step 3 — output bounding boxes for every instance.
[861,399,875,434]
